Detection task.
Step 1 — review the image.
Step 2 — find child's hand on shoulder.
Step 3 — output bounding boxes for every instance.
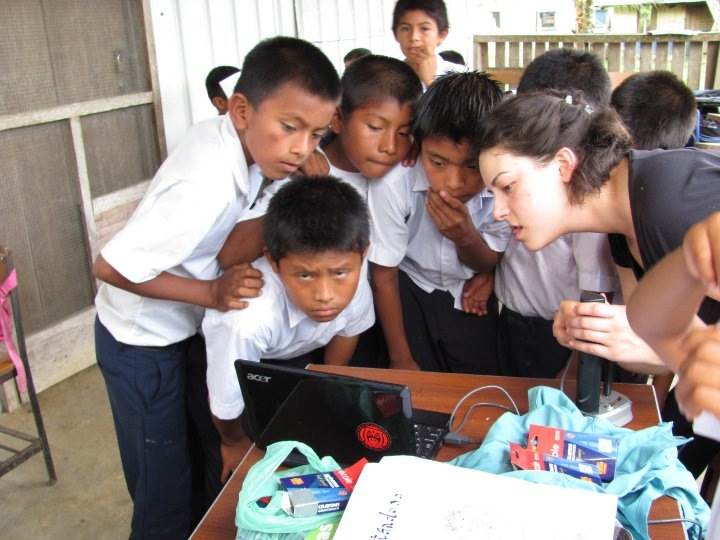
[462,273,494,316]
[211,262,264,311]
[683,212,720,300]
[677,325,720,420]
[425,189,474,242]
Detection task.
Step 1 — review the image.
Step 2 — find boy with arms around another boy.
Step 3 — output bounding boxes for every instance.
[368,72,510,374]
[215,55,421,277]
[93,37,340,540]
[202,178,375,477]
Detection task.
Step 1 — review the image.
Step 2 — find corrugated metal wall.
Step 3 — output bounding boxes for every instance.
[149,0,475,152]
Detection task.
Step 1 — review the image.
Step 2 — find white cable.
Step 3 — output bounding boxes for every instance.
[448,385,520,434]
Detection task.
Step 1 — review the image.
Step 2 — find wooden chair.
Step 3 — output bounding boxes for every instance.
[0,246,56,484]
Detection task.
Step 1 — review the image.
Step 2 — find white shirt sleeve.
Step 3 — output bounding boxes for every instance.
[572,233,619,293]
[479,217,512,253]
[102,178,229,283]
[202,311,270,420]
[367,170,412,267]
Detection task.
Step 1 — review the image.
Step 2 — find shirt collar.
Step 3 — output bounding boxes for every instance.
[219,114,253,193]
[285,294,309,329]
[411,162,430,192]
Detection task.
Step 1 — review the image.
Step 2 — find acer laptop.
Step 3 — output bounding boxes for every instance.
[235,360,449,465]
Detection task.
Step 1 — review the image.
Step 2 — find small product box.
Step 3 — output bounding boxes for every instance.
[278,458,369,518]
[278,458,368,492]
[544,455,602,485]
[282,487,351,518]
[528,424,618,482]
[509,442,544,471]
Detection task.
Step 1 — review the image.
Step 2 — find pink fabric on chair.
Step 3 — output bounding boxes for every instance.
[0,269,26,393]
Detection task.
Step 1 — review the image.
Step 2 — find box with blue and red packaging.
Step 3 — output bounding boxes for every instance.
[510,424,618,484]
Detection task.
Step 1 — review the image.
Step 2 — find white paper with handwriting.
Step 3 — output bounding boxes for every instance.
[334,455,617,540]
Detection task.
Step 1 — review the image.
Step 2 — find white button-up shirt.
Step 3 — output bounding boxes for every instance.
[96,114,263,346]
[367,162,510,309]
[202,256,374,419]
[496,234,619,320]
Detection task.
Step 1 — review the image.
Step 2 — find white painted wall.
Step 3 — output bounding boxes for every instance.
[149,0,478,152]
[470,0,576,35]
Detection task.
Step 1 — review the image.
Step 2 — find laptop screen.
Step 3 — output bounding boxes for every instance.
[235,360,418,464]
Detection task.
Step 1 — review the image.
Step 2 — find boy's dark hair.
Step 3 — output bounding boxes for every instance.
[205,65,240,100]
[343,47,372,64]
[264,177,370,261]
[234,37,340,107]
[611,71,696,150]
[412,71,503,146]
[518,49,611,107]
[392,0,449,33]
[340,55,422,117]
[439,50,465,66]
[476,91,631,203]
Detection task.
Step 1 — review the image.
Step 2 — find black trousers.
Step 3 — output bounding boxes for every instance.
[398,270,500,374]
[497,306,571,378]
[96,319,222,540]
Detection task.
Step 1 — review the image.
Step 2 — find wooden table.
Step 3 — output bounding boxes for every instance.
[191,366,686,540]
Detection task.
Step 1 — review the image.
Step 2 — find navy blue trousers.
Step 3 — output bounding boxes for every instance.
[95,318,222,540]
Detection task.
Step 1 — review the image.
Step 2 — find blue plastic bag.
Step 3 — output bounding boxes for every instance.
[235,441,342,535]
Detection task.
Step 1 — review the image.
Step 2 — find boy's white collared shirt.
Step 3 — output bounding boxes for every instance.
[367,162,510,310]
[496,234,619,320]
[202,256,374,420]
[96,114,264,346]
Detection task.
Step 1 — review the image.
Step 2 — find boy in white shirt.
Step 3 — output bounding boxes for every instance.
[92,37,339,540]
[202,177,374,477]
[391,0,460,89]
[368,72,510,373]
[217,55,421,370]
[322,54,422,201]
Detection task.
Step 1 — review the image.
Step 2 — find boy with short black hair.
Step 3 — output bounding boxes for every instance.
[611,70,697,150]
[93,36,339,539]
[343,47,371,67]
[368,71,509,374]
[439,49,465,66]
[517,48,612,107]
[323,54,422,199]
[391,0,459,88]
[203,177,374,475]
[205,65,240,114]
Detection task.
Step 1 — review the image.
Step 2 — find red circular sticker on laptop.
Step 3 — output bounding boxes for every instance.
[356,423,391,451]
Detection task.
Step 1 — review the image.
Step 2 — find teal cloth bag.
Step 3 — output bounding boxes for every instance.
[450,386,710,540]
[235,441,342,536]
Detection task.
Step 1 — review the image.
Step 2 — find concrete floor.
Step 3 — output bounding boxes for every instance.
[0,365,131,539]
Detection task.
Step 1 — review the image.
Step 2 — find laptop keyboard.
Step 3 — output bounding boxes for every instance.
[413,422,446,458]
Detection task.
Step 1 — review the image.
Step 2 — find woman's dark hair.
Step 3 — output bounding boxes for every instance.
[476,91,632,203]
